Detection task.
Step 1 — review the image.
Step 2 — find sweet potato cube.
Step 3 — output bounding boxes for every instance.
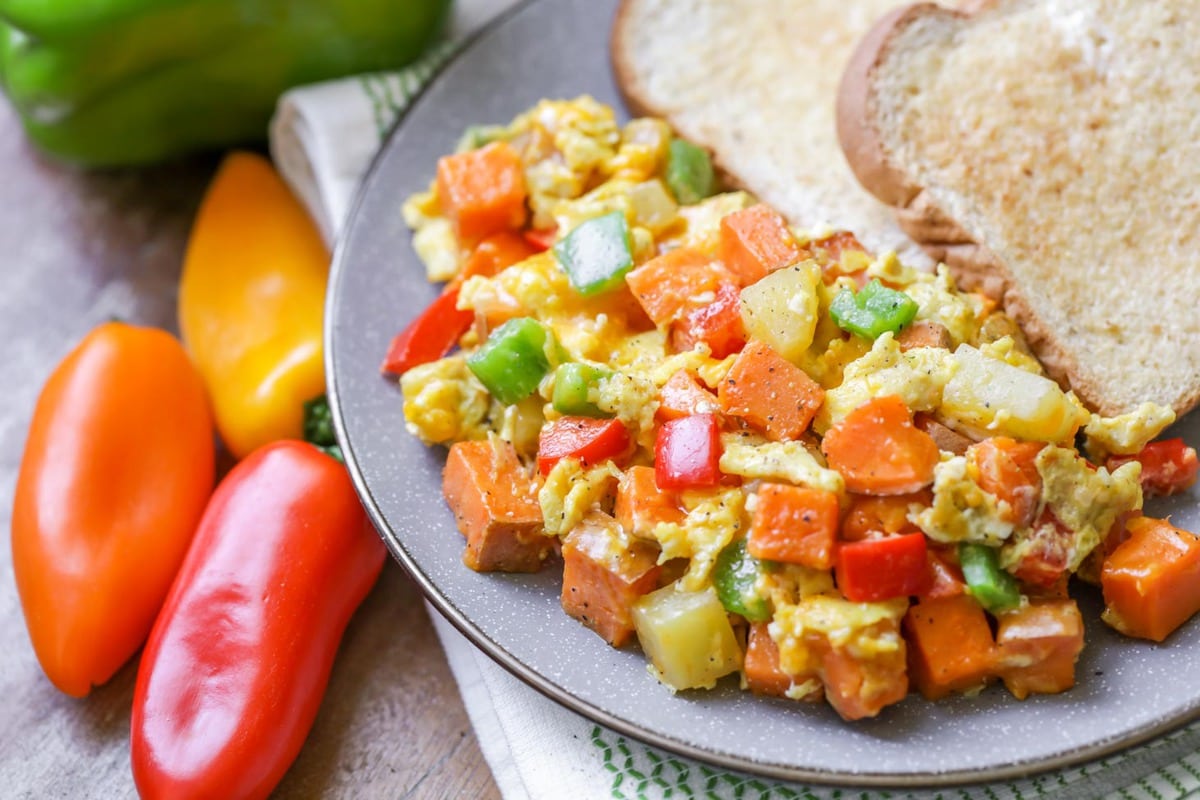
[657,369,720,422]
[913,412,974,455]
[614,465,684,539]
[903,594,996,700]
[748,483,838,569]
[562,510,662,647]
[995,599,1084,700]
[1101,516,1200,642]
[895,320,953,352]
[718,204,803,286]
[718,341,824,441]
[443,439,548,572]
[744,622,821,700]
[436,141,527,242]
[840,490,931,542]
[624,246,735,327]
[821,644,908,721]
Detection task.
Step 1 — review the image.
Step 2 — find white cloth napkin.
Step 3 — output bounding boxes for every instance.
[268,4,1200,797]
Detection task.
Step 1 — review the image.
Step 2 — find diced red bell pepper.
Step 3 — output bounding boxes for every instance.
[655,413,722,491]
[523,226,557,252]
[836,532,929,602]
[1008,509,1072,588]
[1108,438,1199,497]
[921,546,967,600]
[380,289,474,375]
[537,417,631,475]
[670,282,746,358]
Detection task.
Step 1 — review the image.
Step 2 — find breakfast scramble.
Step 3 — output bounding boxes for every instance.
[384,97,1200,720]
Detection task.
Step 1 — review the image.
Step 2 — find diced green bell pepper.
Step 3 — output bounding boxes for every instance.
[959,542,1021,613]
[665,138,715,205]
[551,362,611,417]
[553,211,634,296]
[713,538,771,622]
[0,0,451,166]
[830,279,919,340]
[467,317,556,405]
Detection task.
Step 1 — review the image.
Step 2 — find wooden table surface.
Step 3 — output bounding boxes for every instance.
[0,92,501,799]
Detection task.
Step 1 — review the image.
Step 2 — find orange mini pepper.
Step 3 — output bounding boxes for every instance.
[12,322,214,696]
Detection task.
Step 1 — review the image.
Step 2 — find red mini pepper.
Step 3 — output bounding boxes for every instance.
[131,441,385,800]
[655,413,723,490]
[380,288,474,375]
[836,532,930,602]
[537,416,631,475]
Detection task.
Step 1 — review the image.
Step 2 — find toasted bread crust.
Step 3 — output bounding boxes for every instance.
[836,4,940,208]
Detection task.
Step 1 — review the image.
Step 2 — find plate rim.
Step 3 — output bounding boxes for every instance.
[323,0,1200,787]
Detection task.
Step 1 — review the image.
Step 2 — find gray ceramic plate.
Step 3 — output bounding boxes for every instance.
[326,0,1200,786]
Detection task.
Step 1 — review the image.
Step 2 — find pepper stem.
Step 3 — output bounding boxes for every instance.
[303,394,343,463]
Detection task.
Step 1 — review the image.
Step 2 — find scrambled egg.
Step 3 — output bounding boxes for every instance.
[396,96,1188,713]
[650,487,746,591]
[818,334,955,431]
[401,355,489,444]
[1084,402,1176,458]
[770,596,908,675]
[539,458,620,538]
[1034,446,1142,570]
[915,456,1016,547]
[718,433,845,496]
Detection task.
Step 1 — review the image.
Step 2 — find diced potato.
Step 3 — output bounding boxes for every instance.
[632,585,742,690]
[626,180,678,234]
[738,261,821,362]
[940,344,1087,443]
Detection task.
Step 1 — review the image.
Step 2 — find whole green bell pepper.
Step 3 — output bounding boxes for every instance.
[0,0,450,166]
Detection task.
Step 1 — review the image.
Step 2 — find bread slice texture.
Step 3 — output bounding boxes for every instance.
[611,0,927,265]
[838,0,1200,416]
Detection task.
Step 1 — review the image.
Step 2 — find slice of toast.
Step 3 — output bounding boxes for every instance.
[838,0,1200,416]
[611,0,926,265]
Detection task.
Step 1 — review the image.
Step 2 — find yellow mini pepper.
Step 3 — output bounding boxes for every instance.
[179,151,328,459]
